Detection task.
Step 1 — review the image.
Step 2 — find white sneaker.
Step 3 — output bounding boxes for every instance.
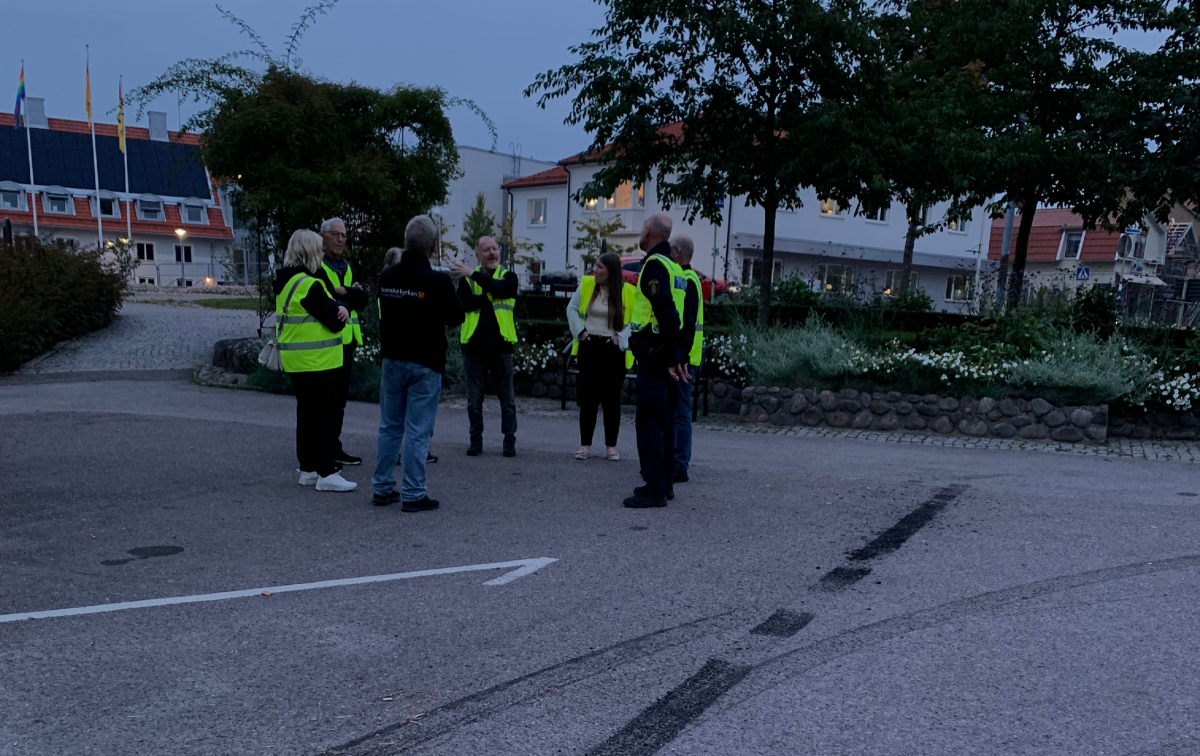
[316,472,357,492]
[298,470,319,486]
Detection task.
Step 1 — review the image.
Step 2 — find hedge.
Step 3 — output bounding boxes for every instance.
[0,237,125,372]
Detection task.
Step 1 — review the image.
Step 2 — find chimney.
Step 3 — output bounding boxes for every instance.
[25,97,47,129]
[148,111,169,142]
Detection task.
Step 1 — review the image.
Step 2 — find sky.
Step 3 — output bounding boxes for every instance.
[3,0,607,162]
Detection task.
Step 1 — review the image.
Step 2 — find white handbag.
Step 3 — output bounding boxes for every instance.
[258,275,308,372]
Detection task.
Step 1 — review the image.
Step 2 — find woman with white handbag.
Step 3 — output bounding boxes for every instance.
[272,229,356,492]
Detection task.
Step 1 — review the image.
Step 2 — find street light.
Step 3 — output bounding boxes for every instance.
[175,228,187,287]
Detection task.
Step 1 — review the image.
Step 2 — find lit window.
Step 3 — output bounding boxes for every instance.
[1062,232,1083,260]
[884,270,919,295]
[139,200,163,221]
[865,206,888,222]
[528,198,547,227]
[946,274,973,301]
[819,198,847,216]
[604,182,644,209]
[46,194,71,214]
[947,217,969,233]
[817,264,856,293]
[137,242,155,261]
[182,204,205,224]
[1,190,20,210]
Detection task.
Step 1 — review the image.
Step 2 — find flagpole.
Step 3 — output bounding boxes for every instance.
[87,46,103,250]
[120,75,131,241]
[21,61,38,236]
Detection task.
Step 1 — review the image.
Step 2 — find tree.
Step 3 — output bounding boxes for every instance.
[125,2,494,275]
[918,0,1172,308]
[572,213,632,270]
[460,192,496,252]
[528,0,871,329]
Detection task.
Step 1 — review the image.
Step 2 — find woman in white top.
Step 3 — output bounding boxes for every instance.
[567,253,634,461]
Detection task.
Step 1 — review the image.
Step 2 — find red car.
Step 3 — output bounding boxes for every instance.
[619,256,728,301]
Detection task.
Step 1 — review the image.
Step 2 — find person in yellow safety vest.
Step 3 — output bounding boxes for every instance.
[669,233,703,485]
[624,212,693,509]
[316,217,369,468]
[567,252,636,462]
[273,229,356,492]
[453,236,519,457]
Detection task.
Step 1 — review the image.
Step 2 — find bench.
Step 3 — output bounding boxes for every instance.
[560,342,711,421]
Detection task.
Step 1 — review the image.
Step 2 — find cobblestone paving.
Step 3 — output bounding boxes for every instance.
[22,303,260,373]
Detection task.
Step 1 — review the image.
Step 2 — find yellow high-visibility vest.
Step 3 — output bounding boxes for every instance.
[461,266,518,345]
[681,268,704,367]
[320,259,362,347]
[276,274,344,373]
[571,275,636,370]
[630,253,686,336]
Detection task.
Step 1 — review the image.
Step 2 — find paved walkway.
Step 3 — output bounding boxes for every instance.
[20,302,259,374]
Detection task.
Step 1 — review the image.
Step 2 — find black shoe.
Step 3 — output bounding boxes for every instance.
[334,452,362,466]
[427,452,438,463]
[634,484,674,501]
[466,440,483,457]
[401,496,440,513]
[675,470,689,483]
[624,492,668,508]
[372,490,400,506]
[503,439,516,457]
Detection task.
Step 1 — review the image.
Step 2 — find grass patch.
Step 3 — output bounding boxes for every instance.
[194,297,260,310]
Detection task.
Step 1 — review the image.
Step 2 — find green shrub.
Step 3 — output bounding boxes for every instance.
[739,317,858,387]
[1008,331,1155,404]
[0,236,125,372]
[773,275,822,307]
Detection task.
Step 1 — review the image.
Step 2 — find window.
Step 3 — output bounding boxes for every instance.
[946,274,973,302]
[139,200,163,221]
[97,197,118,218]
[46,193,71,214]
[947,217,969,234]
[1062,232,1083,260]
[884,270,919,295]
[0,190,21,210]
[137,242,155,261]
[816,264,856,293]
[138,277,155,285]
[604,182,644,209]
[182,204,205,224]
[819,198,847,216]
[175,244,193,263]
[528,198,547,227]
[742,258,783,286]
[865,206,888,222]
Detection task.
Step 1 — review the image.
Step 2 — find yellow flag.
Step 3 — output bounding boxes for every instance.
[85,57,92,126]
[117,78,125,153]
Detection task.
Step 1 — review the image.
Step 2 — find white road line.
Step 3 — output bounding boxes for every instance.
[0,557,557,623]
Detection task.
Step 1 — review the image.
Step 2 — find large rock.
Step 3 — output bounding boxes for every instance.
[712,382,729,398]
[1018,424,1049,439]
[800,407,826,426]
[840,398,863,413]
[958,417,988,437]
[870,400,892,415]
[929,416,953,434]
[1085,426,1107,443]
[938,397,960,412]
[1043,410,1067,427]
[212,337,262,375]
[742,386,757,402]
[826,411,852,428]
[787,393,809,414]
[770,411,795,427]
[977,397,997,415]
[852,410,874,429]
[1031,398,1053,416]
[1050,426,1085,442]
[998,398,1020,417]
[895,401,914,415]
[903,415,928,431]
[992,422,1017,438]
[758,394,781,415]
[1070,408,1094,428]
[819,391,839,411]
[916,403,941,417]
[877,413,900,431]
[741,404,770,424]
[1011,413,1033,428]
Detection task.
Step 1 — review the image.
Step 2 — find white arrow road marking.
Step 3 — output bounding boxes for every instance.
[0,557,558,623]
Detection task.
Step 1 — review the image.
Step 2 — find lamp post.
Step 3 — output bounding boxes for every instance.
[175,228,187,286]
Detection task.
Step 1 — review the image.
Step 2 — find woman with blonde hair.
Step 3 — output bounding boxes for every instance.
[274,229,356,492]
[567,252,635,461]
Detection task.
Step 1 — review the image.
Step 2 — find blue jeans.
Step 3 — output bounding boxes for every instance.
[372,359,442,502]
[674,364,697,475]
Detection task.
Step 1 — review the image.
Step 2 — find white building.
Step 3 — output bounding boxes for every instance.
[504,148,993,312]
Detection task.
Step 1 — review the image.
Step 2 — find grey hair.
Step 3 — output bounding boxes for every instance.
[383,247,404,268]
[320,217,346,233]
[670,233,695,262]
[476,235,499,252]
[646,212,673,240]
[404,215,439,256]
[283,229,324,273]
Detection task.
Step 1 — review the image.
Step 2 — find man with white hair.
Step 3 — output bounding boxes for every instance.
[624,212,692,509]
[316,217,369,466]
[669,233,702,484]
[371,215,465,511]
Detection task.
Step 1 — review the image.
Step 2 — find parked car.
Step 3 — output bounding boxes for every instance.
[619,256,728,301]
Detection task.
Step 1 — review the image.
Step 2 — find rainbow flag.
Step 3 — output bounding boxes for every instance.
[13,64,25,128]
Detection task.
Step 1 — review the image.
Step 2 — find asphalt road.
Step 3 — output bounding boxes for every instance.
[2,377,1199,756]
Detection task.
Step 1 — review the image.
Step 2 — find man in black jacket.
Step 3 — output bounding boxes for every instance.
[316,217,370,467]
[370,216,465,511]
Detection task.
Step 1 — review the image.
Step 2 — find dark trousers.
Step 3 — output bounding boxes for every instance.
[635,362,678,496]
[291,369,339,477]
[464,352,517,443]
[577,336,625,447]
[332,344,354,454]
